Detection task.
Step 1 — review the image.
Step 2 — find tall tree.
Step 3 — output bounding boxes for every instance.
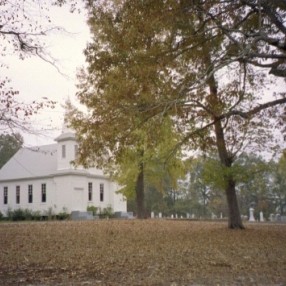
[70,0,286,228]
[67,2,186,218]
[0,133,23,168]
[68,92,185,218]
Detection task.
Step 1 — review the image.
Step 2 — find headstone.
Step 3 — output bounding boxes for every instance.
[171,214,174,219]
[159,212,162,219]
[151,211,155,219]
[259,211,264,222]
[211,213,217,219]
[186,213,190,219]
[269,213,275,222]
[276,213,281,222]
[191,214,195,219]
[114,211,134,219]
[220,213,223,219]
[241,215,248,221]
[249,208,255,222]
[71,211,94,220]
[175,214,178,219]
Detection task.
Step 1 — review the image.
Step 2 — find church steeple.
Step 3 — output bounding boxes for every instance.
[62,107,74,134]
[54,110,77,170]
[55,98,76,143]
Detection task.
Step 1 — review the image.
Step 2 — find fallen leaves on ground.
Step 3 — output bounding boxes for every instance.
[0,220,286,285]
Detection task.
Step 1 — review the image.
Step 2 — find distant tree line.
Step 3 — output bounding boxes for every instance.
[127,152,286,220]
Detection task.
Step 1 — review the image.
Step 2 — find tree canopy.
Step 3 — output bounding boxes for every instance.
[69,0,286,228]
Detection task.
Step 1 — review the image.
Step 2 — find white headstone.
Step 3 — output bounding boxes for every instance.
[171,214,174,219]
[159,212,162,219]
[249,208,255,222]
[175,214,178,219]
[211,213,217,219]
[259,211,264,222]
[151,211,155,219]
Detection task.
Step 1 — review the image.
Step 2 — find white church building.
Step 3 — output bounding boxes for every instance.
[0,127,127,217]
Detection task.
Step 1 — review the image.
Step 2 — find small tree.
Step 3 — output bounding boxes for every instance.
[0,133,23,168]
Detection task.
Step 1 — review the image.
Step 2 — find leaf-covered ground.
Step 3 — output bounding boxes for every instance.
[0,220,286,285]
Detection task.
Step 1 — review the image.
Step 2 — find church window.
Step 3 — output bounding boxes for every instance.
[3,187,8,204]
[100,183,104,202]
[16,186,20,204]
[88,182,93,201]
[28,185,33,203]
[41,184,46,203]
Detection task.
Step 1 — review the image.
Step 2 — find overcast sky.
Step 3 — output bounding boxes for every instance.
[3,4,90,147]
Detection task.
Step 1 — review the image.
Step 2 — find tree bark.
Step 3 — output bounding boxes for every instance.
[206,61,244,229]
[225,177,245,229]
[212,101,244,229]
[199,5,244,228]
[135,160,145,219]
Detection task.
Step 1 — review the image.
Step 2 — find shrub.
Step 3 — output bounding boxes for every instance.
[6,208,37,221]
[57,207,70,220]
[13,208,27,221]
[44,207,56,220]
[6,207,13,220]
[32,211,42,221]
[87,206,98,216]
[99,205,114,219]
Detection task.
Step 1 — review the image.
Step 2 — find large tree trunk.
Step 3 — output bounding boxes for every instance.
[199,8,244,229]
[207,67,244,229]
[225,176,244,229]
[135,161,145,219]
[212,103,244,229]
[213,104,244,229]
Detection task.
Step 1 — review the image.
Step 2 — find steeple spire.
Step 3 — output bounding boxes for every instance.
[61,97,74,134]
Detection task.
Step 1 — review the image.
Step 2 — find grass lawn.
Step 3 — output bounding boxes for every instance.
[0,219,286,285]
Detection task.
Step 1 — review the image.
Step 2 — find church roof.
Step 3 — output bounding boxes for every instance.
[0,144,57,182]
[0,127,106,182]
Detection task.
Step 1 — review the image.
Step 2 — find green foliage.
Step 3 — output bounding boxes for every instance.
[4,207,71,221]
[270,152,286,215]
[6,208,42,221]
[99,205,114,219]
[57,207,70,220]
[182,154,282,218]
[87,205,98,216]
[44,207,56,220]
[0,133,23,168]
